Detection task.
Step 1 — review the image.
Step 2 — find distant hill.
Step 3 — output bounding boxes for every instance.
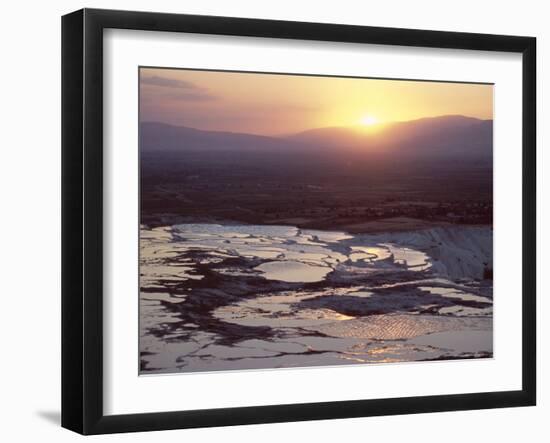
[140,122,296,153]
[141,115,492,160]
[287,115,492,158]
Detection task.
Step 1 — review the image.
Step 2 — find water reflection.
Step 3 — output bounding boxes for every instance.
[254,261,332,283]
[140,223,493,373]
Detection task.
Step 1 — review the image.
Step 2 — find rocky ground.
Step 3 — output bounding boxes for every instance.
[139,223,493,374]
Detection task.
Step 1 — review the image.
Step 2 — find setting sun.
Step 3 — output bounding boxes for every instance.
[360,115,379,126]
[140,68,494,134]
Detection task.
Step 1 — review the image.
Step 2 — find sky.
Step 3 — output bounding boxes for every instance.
[139,67,493,136]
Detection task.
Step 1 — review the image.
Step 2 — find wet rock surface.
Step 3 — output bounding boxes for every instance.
[140,223,493,374]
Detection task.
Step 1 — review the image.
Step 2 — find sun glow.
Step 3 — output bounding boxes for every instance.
[360,115,379,126]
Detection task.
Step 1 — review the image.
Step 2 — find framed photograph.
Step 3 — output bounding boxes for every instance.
[62,8,536,435]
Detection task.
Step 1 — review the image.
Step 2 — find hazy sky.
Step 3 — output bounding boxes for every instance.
[140,67,493,136]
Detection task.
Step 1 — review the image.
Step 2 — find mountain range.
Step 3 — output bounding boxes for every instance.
[140,115,492,160]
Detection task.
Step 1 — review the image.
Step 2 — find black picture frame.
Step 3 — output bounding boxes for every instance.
[62,8,537,435]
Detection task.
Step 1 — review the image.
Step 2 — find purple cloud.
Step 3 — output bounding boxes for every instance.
[141,75,217,101]
[141,75,198,89]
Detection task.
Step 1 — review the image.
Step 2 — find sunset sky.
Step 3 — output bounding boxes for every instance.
[139,67,493,136]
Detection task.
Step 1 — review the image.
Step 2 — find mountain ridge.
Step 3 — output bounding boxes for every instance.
[141,115,492,159]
